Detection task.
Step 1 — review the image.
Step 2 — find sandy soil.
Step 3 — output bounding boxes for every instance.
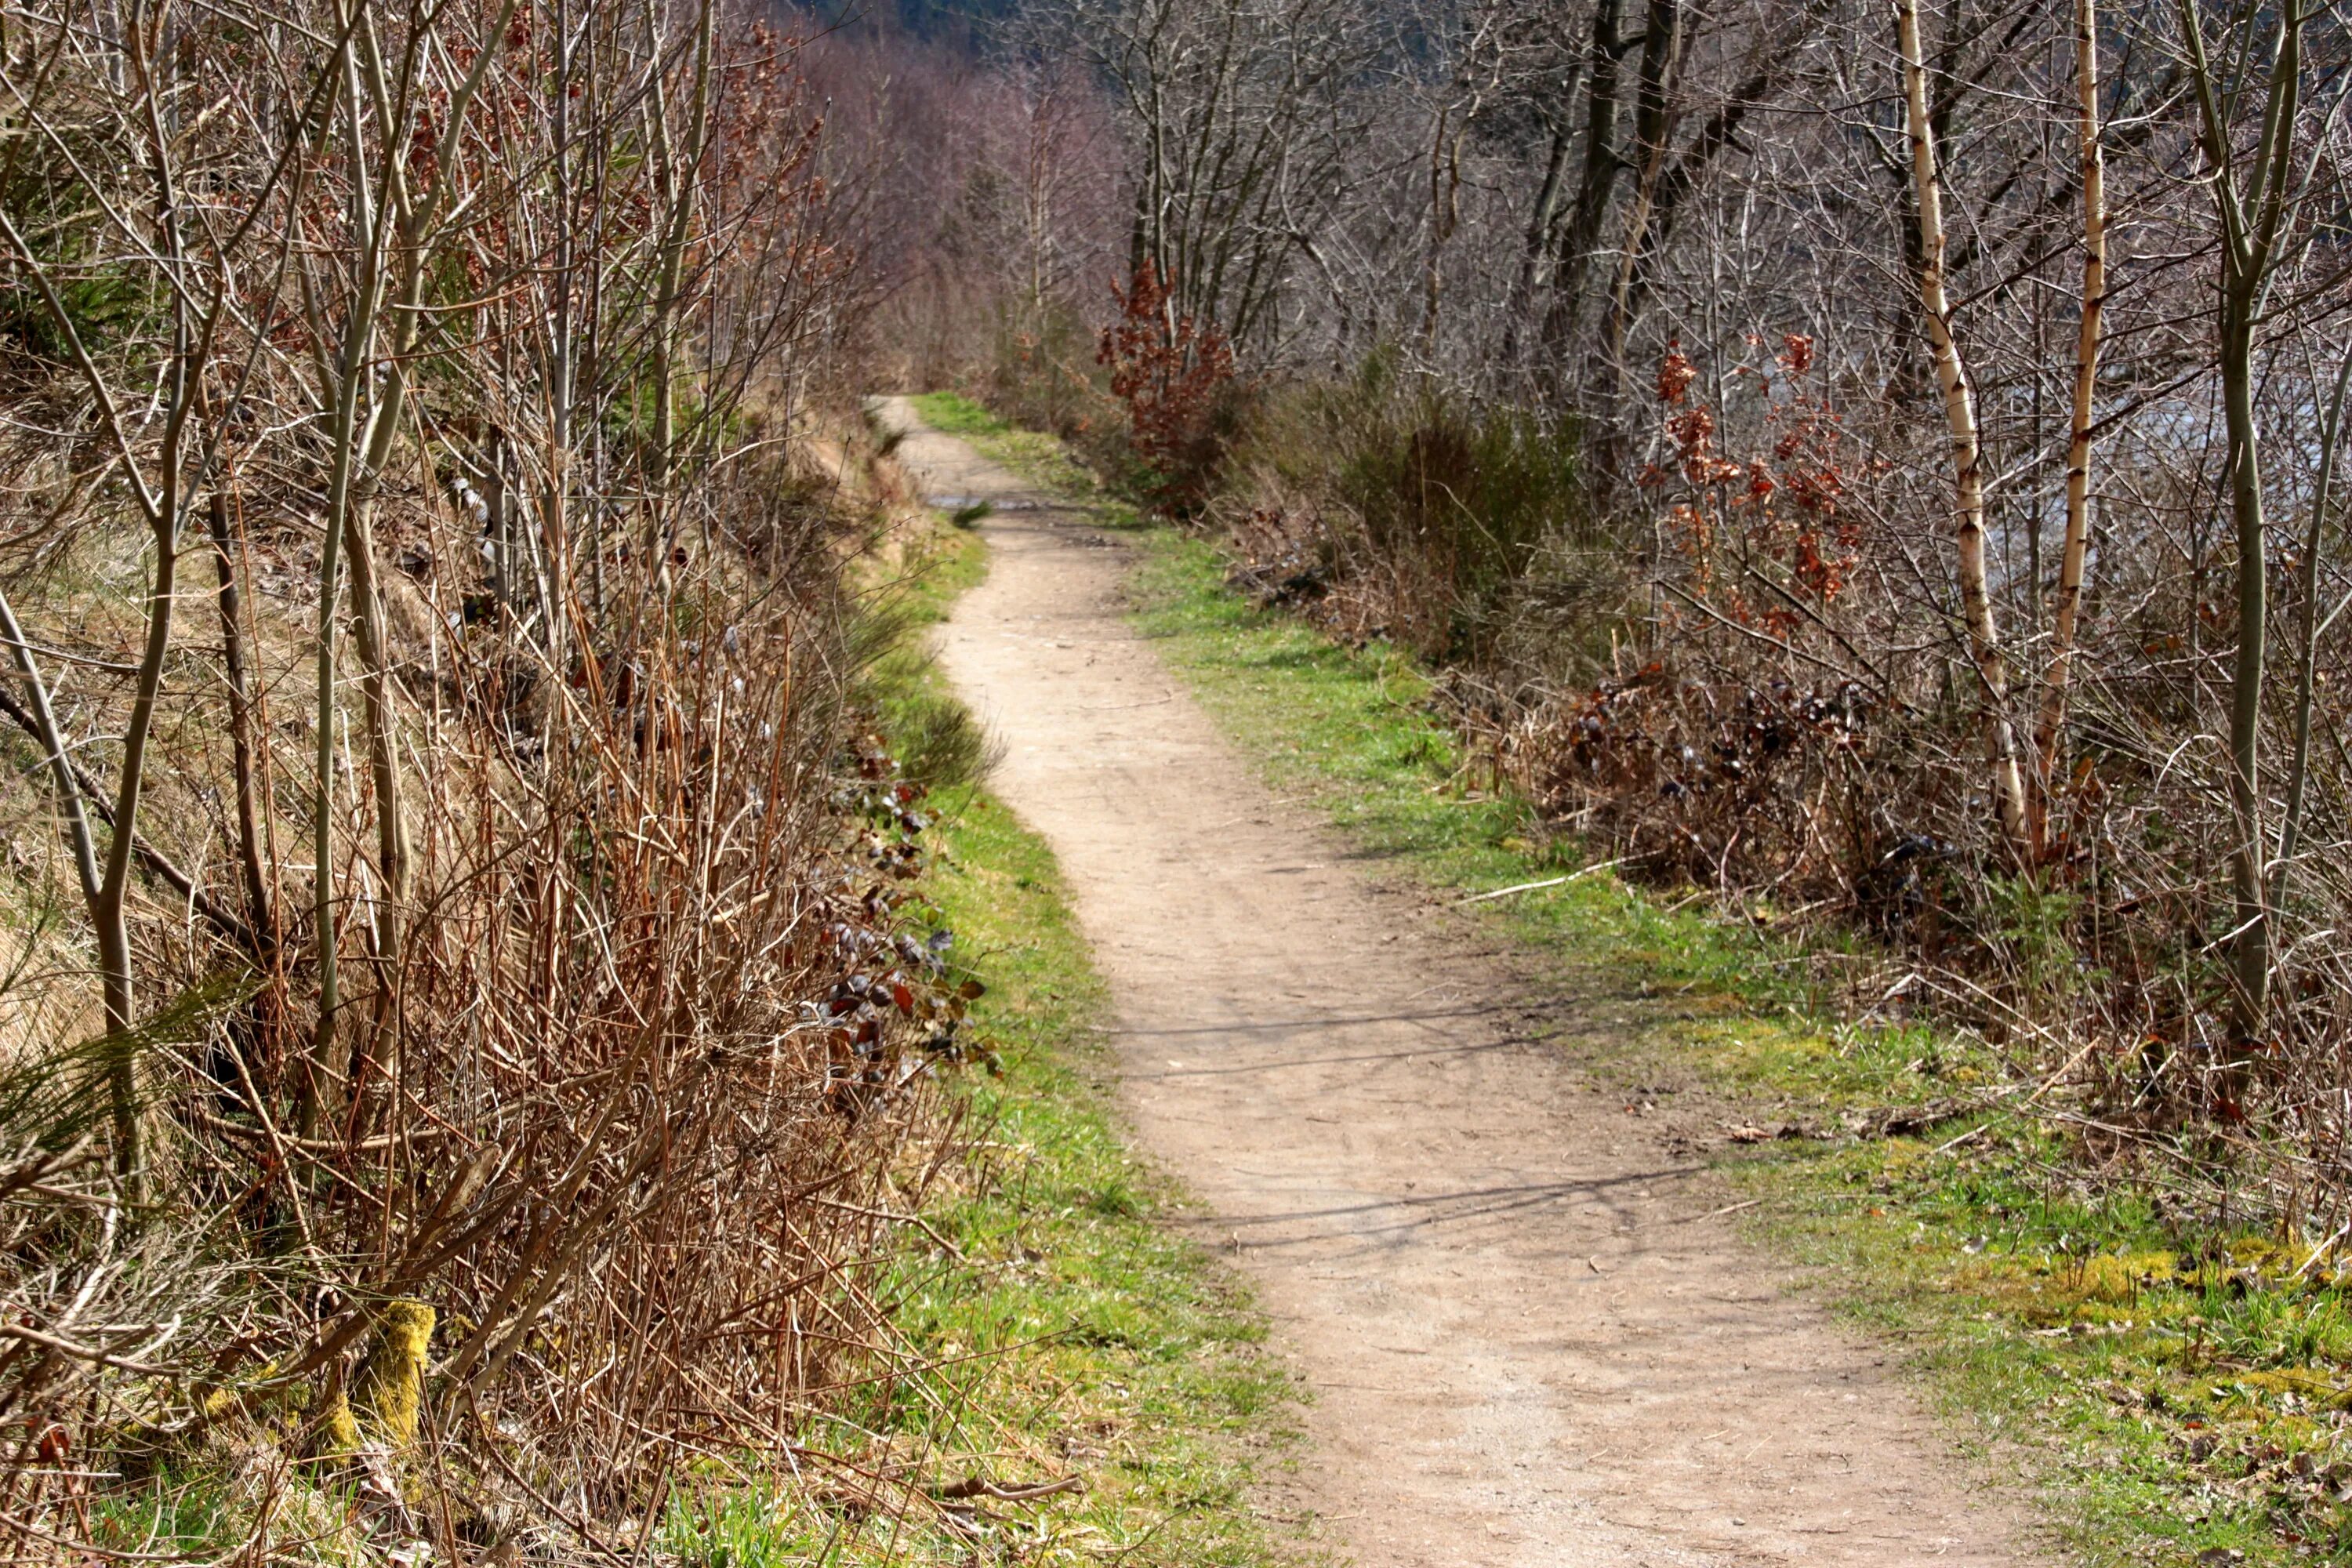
[884,397,2040,1567]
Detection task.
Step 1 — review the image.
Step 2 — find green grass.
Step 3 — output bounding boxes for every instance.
[915,387,2352,1568]
[906,393,1010,440]
[855,779,1294,1568]
[863,516,992,795]
[676,494,1301,1568]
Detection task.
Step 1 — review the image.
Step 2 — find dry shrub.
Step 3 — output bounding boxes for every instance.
[1502,670,1886,898]
[0,440,978,1558]
[1095,263,1240,517]
[1216,357,1601,669]
[1472,337,2352,1154]
[1208,328,2352,1180]
[0,0,1001,1552]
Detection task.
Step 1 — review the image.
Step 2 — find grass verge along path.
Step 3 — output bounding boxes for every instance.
[669,506,1297,1568]
[914,389,2352,1568]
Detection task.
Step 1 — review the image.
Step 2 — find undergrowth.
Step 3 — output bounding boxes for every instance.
[917,387,2352,1568]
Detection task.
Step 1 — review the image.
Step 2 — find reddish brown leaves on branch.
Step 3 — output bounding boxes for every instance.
[1097,262,1236,515]
[1645,342,1854,633]
[1657,342,1697,405]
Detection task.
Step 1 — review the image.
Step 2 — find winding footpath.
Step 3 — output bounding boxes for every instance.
[887,397,2037,1568]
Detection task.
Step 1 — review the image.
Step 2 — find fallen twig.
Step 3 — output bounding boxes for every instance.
[938,1475,1083,1502]
[1454,858,1630,906]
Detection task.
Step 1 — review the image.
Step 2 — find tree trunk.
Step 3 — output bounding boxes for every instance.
[2029,0,2107,855]
[1503,116,1574,368]
[1898,0,2031,851]
[1540,0,1628,361]
[2271,350,2352,910]
[94,517,181,1185]
[2221,302,2270,1045]
[209,489,275,947]
[1606,0,1685,384]
[648,0,716,493]
[2175,0,2304,1052]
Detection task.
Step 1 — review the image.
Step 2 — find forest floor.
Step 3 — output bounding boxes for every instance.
[877,395,2040,1566]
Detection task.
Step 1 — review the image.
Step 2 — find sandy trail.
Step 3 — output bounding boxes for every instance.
[887,397,2035,1568]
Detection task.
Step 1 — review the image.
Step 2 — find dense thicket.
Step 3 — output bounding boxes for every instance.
[0,0,971,1553]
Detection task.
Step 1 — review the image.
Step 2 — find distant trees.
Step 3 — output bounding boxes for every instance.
[804,25,1123,398]
[1025,0,1386,347]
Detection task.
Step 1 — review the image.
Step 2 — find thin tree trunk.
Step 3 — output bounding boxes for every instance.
[93,516,180,1185]
[2221,301,2272,1043]
[2271,349,2352,907]
[1606,0,1684,383]
[648,0,716,492]
[1421,103,1456,361]
[1898,0,2030,851]
[340,0,517,1044]
[2029,0,2107,855]
[343,506,405,1040]
[1541,0,1628,361]
[303,56,390,1136]
[2176,0,2304,1050]
[307,411,354,1140]
[1504,113,1574,368]
[209,488,274,946]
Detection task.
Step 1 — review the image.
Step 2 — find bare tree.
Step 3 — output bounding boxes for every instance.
[2176,0,2322,1047]
[1037,0,1386,347]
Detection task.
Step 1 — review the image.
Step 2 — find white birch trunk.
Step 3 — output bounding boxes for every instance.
[1899,0,2031,851]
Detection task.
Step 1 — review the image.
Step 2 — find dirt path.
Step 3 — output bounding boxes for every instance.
[886,397,2038,1568]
